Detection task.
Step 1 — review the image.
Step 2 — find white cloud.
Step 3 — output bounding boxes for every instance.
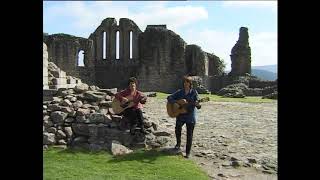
[131,5,208,32]
[44,2,277,72]
[183,29,277,71]
[44,1,208,37]
[223,1,277,13]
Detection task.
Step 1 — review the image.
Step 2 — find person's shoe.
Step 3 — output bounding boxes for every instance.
[130,125,137,135]
[174,144,181,150]
[184,153,191,159]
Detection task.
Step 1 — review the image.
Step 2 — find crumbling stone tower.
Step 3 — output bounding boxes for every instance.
[229,27,251,76]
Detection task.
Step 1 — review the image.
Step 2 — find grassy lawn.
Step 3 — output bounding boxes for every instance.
[44,147,209,180]
[156,92,276,103]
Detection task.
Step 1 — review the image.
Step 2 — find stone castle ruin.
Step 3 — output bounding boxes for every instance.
[43,17,277,151]
[44,17,249,93]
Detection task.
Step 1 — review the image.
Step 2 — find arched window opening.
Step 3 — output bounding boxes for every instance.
[116,31,120,60]
[130,31,133,59]
[78,50,85,67]
[103,31,107,60]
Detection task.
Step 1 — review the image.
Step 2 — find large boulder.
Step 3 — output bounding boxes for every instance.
[50,111,68,124]
[88,113,106,124]
[82,91,107,102]
[262,91,278,99]
[218,83,247,98]
[72,123,90,136]
[111,141,133,156]
[43,132,56,145]
[74,84,89,93]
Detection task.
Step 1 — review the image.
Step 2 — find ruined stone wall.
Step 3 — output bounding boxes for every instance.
[43,43,49,89]
[43,34,95,85]
[43,18,232,93]
[94,61,139,90]
[229,27,251,76]
[249,79,277,88]
[137,25,187,93]
[90,18,141,62]
[185,45,208,77]
[207,53,225,76]
[90,18,142,89]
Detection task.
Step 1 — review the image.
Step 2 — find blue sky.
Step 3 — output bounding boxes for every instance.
[43,1,277,71]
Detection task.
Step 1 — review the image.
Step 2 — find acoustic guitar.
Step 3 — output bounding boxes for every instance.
[166,97,209,118]
[111,95,147,115]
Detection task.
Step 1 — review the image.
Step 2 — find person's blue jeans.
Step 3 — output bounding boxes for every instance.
[175,119,195,155]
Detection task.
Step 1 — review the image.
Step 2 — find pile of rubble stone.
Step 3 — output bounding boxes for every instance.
[43,84,172,155]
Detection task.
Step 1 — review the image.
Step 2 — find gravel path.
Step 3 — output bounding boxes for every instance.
[143,97,277,180]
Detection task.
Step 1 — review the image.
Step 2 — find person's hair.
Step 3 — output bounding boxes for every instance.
[128,77,138,86]
[183,75,193,88]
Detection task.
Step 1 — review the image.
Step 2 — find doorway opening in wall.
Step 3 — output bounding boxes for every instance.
[78,50,85,67]
[130,31,133,60]
[103,31,107,60]
[116,31,120,60]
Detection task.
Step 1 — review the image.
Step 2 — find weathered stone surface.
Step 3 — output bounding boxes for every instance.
[76,115,87,123]
[73,100,83,109]
[43,120,54,128]
[43,89,58,97]
[52,97,63,104]
[262,91,278,99]
[64,127,73,138]
[70,97,77,102]
[153,131,171,137]
[65,117,75,123]
[74,84,89,93]
[57,139,67,145]
[98,88,117,96]
[72,136,88,144]
[56,130,67,139]
[61,99,73,107]
[82,91,106,102]
[47,127,57,134]
[47,104,62,111]
[99,100,112,108]
[76,108,91,116]
[218,83,247,98]
[43,132,56,145]
[58,89,75,97]
[72,123,90,136]
[88,113,105,124]
[97,108,109,115]
[111,141,133,156]
[155,136,170,146]
[50,111,68,124]
[229,27,251,76]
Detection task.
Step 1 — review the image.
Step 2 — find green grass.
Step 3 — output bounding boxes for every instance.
[44,147,209,180]
[156,92,276,103]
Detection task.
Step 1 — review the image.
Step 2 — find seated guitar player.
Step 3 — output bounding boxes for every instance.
[114,77,147,135]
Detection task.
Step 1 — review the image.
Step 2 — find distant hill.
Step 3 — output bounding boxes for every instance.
[251,69,277,81]
[224,64,277,81]
[252,64,277,74]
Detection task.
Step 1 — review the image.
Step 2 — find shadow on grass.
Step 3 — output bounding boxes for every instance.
[49,146,182,164]
[108,148,182,164]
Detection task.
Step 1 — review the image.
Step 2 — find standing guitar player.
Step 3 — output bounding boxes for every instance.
[114,77,147,135]
[167,75,201,158]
